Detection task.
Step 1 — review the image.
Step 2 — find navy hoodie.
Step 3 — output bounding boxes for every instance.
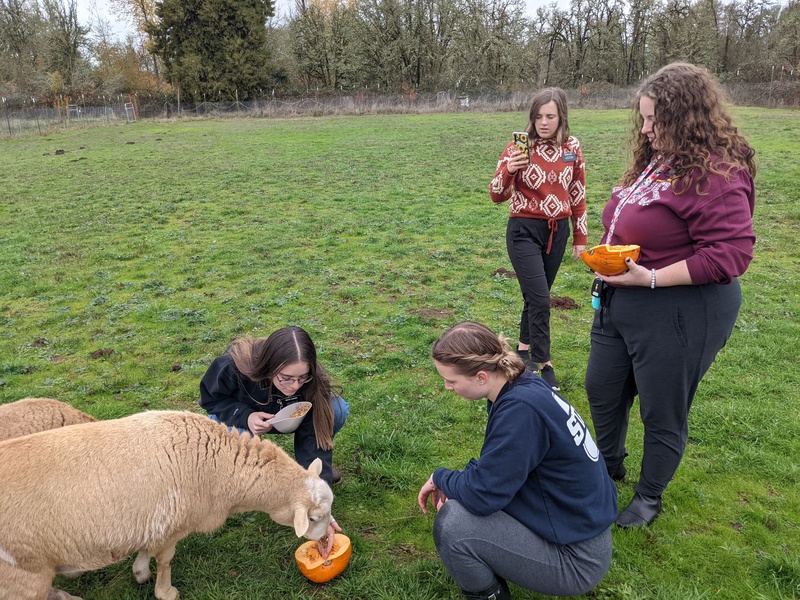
[433,372,617,545]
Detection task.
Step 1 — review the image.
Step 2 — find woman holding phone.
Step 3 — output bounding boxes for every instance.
[489,87,587,391]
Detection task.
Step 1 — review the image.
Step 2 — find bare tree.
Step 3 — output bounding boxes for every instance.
[291,0,362,89]
[41,0,89,87]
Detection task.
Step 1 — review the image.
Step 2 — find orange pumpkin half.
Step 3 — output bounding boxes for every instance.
[580,244,641,276]
[295,533,352,583]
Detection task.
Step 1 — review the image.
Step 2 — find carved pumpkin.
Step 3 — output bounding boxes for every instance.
[295,533,352,583]
[580,244,641,276]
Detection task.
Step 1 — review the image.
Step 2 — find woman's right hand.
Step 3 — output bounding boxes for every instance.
[248,411,274,434]
[506,149,529,175]
[417,475,448,514]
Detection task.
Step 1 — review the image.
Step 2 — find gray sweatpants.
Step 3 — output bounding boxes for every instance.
[433,500,612,597]
[585,280,742,497]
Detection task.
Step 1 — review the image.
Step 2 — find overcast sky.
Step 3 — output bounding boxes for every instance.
[75,0,555,42]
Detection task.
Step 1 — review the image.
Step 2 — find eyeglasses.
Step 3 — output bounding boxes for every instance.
[275,373,313,385]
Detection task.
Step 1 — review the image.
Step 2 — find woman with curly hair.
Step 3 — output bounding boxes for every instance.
[585,63,756,527]
[418,321,617,599]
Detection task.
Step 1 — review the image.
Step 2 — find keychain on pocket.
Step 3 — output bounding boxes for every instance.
[591,277,605,310]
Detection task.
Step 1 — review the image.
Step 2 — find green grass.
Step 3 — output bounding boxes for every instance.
[1,108,798,599]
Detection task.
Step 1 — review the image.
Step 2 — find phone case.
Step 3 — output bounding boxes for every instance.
[512,131,530,162]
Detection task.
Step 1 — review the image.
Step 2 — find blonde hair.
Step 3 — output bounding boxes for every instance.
[432,321,525,380]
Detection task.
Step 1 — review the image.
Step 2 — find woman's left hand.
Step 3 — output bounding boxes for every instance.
[599,258,693,288]
[317,515,342,558]
[597,257,649,286]
[572,245,586,260]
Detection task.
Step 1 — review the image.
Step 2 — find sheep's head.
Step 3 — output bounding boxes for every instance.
[271,458,333,540]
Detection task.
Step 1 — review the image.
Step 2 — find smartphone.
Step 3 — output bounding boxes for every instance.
[512,131,530,162]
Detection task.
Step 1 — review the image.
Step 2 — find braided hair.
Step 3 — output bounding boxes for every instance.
[432,321,525,380]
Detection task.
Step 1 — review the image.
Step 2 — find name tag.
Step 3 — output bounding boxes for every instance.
[562,152,576,162]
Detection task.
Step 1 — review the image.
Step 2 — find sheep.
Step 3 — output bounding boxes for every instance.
[0,397,96,442]
[0,410,334,600]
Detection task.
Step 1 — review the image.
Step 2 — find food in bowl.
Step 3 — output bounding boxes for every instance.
[267,401,313,433]
[289,404,311,418]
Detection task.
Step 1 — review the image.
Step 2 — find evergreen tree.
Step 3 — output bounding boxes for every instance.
[148,0,274,101]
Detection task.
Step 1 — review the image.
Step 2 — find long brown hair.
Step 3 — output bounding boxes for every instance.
[524,87,570,145]
[432,321,525,380]
[227,327,338,450]
[623,62,756,194]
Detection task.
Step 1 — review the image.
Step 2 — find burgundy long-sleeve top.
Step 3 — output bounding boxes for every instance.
[602,158,755,285]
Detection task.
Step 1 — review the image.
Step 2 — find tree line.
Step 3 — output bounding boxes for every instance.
[1,0,798,104]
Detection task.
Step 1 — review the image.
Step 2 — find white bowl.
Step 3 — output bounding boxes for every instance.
[268,401,312,433]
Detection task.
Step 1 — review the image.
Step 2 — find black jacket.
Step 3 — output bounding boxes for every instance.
[199,354,335,484]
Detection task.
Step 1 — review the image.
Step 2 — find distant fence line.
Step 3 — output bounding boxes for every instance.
[1,83,797,139]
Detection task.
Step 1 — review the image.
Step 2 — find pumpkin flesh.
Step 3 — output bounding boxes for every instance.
[295,533,352,583]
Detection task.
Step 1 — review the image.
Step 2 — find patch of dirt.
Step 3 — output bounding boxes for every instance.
[55,149,65,155]
[551,296,579,310]
[171,361,182,372]
[90,348,115,359]
[492,267,516,278]
[408,307,453,322]
[49,355,67,363]
[32,338,48,347]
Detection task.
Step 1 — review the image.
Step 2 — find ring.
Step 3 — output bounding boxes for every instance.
[330,518,337,523]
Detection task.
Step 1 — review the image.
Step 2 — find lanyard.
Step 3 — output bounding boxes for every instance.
[605,155,672,244]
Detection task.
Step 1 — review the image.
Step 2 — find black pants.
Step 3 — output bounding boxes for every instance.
[585,280,742,497]
[506,217,569,363]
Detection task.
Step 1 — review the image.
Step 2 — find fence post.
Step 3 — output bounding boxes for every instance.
[768,65,775,106]
[2,97,11,136]
[32,97,41,134]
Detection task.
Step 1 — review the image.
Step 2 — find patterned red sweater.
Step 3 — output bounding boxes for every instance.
[489,136,587,246]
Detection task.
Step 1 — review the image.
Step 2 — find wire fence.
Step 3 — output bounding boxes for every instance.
[2,82,798,139]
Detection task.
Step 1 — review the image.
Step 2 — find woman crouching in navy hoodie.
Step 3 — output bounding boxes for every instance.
[417,321,617,599]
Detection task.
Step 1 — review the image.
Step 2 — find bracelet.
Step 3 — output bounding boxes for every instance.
[650,269,657,289]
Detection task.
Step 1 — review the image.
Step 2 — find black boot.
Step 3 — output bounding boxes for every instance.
[462,578,511,600]
[607,463,626,482]
[515,349,536,372]
[615,492,662,528]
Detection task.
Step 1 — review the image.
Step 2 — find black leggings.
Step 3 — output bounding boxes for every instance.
[506,217,569,363]
[585,280,742,496]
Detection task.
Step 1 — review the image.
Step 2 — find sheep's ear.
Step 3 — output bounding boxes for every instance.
[308,458,322,477]
[293,506,309,537]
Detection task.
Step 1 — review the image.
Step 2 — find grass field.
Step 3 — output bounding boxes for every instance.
[1,108,799,599]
